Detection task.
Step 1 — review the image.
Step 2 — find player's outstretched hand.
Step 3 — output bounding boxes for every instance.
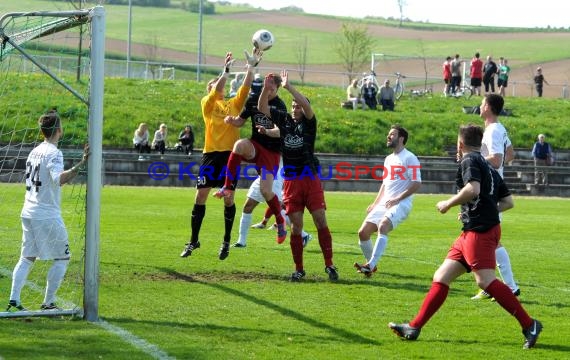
[281,70,290,89]
[244,47,262,67]
[224,52,235,72]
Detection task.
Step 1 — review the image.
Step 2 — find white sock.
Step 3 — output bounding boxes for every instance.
[282,210,290,227]
[237,213,253,245]
[496,246,518,292]
[44,259,69,305]
[368,234,388,268]
[10,257,34,303]
[359,239,373,262]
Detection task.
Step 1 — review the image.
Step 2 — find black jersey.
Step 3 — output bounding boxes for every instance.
[270,109,319,177]
[240,94,285,152]
[456,152,511,232]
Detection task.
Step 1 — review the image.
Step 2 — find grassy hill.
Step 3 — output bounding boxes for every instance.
[2,73,569,155]
[0,1,569,153]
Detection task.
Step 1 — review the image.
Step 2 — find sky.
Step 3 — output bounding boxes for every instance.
[212,0,569,29]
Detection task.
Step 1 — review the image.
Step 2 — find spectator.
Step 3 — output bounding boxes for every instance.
[378,79,395,111]
[532,134,553,185]
[470,52,483,96]
[442,56,452,96]
[229,72,245,98]
[361,77,378,110]
[534,67,549,97]
[178,124,195,156]
[152,123,168,159]
[483,55,498,94]
[497,58,511,97]
[346,79,365,110]
[133,122,151,161]
[450,54,462,94]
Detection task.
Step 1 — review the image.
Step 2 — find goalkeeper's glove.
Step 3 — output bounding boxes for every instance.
[244,48,262,67]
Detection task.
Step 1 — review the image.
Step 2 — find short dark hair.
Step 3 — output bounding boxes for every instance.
[39,111,61,138]
[484,94,504,116]
[459,124,483,148]
[391,124,409,145]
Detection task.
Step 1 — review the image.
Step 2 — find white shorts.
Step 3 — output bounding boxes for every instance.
[364,198,413,230]
[246,176,284,203]
[21,217,70,260]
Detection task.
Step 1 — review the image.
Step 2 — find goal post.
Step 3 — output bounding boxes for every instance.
[0,6,105,322]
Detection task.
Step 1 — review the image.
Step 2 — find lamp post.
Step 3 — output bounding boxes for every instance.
[127,0,132,78]
[197,0,203,82]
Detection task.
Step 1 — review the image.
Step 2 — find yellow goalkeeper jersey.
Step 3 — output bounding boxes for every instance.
[201,83,250,153]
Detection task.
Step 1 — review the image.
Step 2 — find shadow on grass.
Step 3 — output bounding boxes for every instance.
[156,267,381,346]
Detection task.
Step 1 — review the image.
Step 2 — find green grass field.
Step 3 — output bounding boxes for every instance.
[1,184,569,359]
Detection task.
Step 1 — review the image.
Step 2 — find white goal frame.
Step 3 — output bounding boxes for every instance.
[0,6,105,322]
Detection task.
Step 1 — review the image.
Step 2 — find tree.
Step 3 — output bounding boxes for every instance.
[296,36,308,85]
[397,0,407,27]
[334,23,375,83]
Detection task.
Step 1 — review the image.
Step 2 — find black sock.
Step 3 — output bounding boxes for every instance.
[190,204,206,243]
[223,204,236,243]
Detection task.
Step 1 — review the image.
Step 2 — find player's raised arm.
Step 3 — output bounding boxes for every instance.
[257,74,275,117]
[281,70,314,120]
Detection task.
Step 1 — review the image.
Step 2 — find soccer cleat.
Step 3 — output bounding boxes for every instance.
[218,242,230,260]
[232,242,246,248]
[471,289,492,300]
[302,233,313,248]
[388,322,421,340]
[6,300,26,312]
[267,223,278,231]
[353,262,377,278]
[180,241,200,258]
[522,319,543,349]
[325,266,339,281]
[251,222,267,229]
[40,303,61,311]
[290,270,306,282]
[276,222,287,244]
[213,186,233,199]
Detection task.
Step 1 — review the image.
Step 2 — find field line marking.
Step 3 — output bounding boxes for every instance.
[1,267,174,360]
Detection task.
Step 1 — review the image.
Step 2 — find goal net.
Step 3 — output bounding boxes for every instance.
[0,7,104,321]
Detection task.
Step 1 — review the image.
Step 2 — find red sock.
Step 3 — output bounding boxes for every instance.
[266,194,284,224]
[410,282,449,329]
[317,227,333,267]
[290,234,303,271]
[223,152,242,189]
[263,206,273,223]
[485,279,533,329]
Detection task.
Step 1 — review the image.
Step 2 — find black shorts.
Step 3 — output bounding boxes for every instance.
[196,151,238,189]
[470,78,482,87]
[497,78,508,87]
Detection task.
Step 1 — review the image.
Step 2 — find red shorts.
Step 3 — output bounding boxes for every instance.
[446,224,501,272]
[282,176,326,214]
[250,140,280,175]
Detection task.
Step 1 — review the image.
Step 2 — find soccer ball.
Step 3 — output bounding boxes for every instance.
[252,29,274,51]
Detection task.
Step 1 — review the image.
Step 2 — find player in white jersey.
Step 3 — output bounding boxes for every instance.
[471,93,520,300]
[6,111,89,312]
[233,154,312,247]
[354,125,422,277]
